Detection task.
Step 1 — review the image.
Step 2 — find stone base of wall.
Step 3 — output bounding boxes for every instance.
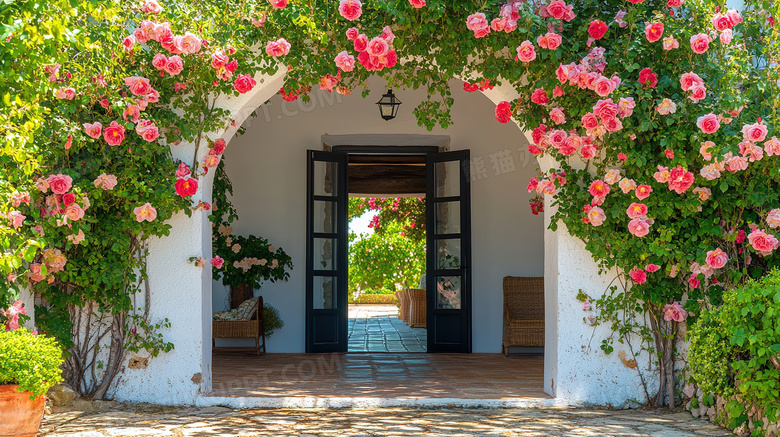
[683,382,779,436]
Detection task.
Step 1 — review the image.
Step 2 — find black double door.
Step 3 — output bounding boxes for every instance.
[305,150,471,353]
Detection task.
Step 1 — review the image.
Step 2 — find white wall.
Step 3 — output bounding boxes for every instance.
[213,76,545,353]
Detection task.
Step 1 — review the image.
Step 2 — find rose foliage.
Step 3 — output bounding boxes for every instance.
[1,0,779,404]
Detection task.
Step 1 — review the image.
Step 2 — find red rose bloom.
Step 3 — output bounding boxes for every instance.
[588,20,609,40]
[175,178,199,197]
[62,193,76,206]
[233,74,256,94]
[495,101,512,123]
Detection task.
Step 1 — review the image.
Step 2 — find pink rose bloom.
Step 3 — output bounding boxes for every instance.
[134,202,158,223]
[381,26,395,44]
[626,203,648,218]
[269,0,287,8]
[680,72,703,91]
[579,144,597,160]
[408,0,426,8]
[693,187,712,202]
[203,155,220,168]
[688,275,701,289]
[688,85,707,103]
[593,76,616,97]
[645,263,660,273]
[618,152,627,162]
[47,174,73,195]
[175,32,202,54]
[739,142,764,162]
[662,36,679,50]
[706,248,729,269]
[83,122,102,139]
[516,40,537,63]
[720,29,733,45]
[726,9,743,26]
[690,33,710,54]
[334,51,355,72]
[9,211,25,228]
[211,50,228,69]
[122,35,136,51]
[527,177,539,193]
[645,22,664,43]
[765,137,780,156]
[164,55,184,75]
[614,10,628,28]
[700,164,722,180]
[152,53,168,70]
[338,0,362,21]
[124,76,152,96]
[140,0,162,13]
[549,107,566,125]
[741,120,769,143]
[711,13,733,31]
[252,14,267,27]
[55,87,76,100]
[748,229,779,256]
[697,113,720,134]
[593,98,618,122]
[211,256,225,269]
[668,167,694,194]
[663,302,687,322]
[588,206,606,226]
[765,209,780,229]
[726,155,748,172]
[103,121,126,146]
[618,97,635,118]
[265,38,291,57]
[587,20,608,40]
[353,34,368,52]
[234,73,257,94]
[175,162,192,179]
[629,267,647,284]
[466,12,489,32]
[537,32,562,50]
[135,119,160,142]
[628,218,650,237]
[346,28,359,41]
[368,37,390,57]
[656,98,677,115]
[588,179,610,197]
[581,113,599,129]
[94,173,118,190]
[549,130,568,148]
[65,204,85,221]
[619,178,637,194]
[10,192,30,207]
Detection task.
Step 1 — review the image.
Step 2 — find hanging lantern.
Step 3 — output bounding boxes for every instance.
[376,89,402,121]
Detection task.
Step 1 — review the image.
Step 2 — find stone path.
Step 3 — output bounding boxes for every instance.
[348,304,427,352]
[41,404,731,436]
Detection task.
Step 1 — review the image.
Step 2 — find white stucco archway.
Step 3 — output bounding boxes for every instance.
[109,64,651,407]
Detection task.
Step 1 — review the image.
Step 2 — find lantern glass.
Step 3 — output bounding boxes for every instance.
[376,89,401,120]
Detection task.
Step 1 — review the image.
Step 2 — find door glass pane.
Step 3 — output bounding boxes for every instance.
[436,276,461,309]
[435,201,460,234]
[435,161,460,198]
[313,200,336,233]
[314,160,338,196]
[436,239,461,269]
[313,238,336,270]
[314,276,336,309]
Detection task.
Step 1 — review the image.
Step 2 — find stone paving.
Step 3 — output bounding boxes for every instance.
[348,304,427,352]
[40,404,732,436]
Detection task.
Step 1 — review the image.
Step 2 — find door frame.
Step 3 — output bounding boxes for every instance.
[306,145,472,353]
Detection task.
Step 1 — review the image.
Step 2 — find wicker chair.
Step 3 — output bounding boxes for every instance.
[398,289,410,323]
[407,288,427,328]
[502,277,544,356]
[213,296,266,356]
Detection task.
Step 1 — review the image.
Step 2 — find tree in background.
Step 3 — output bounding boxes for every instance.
[349,198,426,299]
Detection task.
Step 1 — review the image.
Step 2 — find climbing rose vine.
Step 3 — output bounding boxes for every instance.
[2,0,778,405]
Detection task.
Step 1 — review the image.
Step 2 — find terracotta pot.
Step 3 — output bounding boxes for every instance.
[0,385,45,437]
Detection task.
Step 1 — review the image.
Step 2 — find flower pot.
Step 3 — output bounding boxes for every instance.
[0,385,46,437]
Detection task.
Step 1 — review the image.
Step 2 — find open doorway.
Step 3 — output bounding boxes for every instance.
[306,143,472,353]
[348,190,427,352]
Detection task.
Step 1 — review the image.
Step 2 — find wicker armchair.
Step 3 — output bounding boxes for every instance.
[407,288,427,328]
[502,277,544,356]
[213,296,266,356]
[398,289,410,323]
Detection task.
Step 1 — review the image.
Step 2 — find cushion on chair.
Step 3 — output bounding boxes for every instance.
[234,297,260,320]
[212,309,239,321]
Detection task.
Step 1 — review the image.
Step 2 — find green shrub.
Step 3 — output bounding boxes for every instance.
[263,304,284,338]
[688,270,780,428]
[0,328,64,399]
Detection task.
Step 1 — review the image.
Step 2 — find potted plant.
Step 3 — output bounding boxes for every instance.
[212,228,294,309]
[0,301,64,437]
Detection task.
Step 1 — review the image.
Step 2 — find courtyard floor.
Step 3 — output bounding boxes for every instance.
[40,404,731,436]
[348,304,427,352]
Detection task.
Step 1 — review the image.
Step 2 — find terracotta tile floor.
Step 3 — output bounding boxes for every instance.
[348,304,427,352]
[210,352,548,399]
